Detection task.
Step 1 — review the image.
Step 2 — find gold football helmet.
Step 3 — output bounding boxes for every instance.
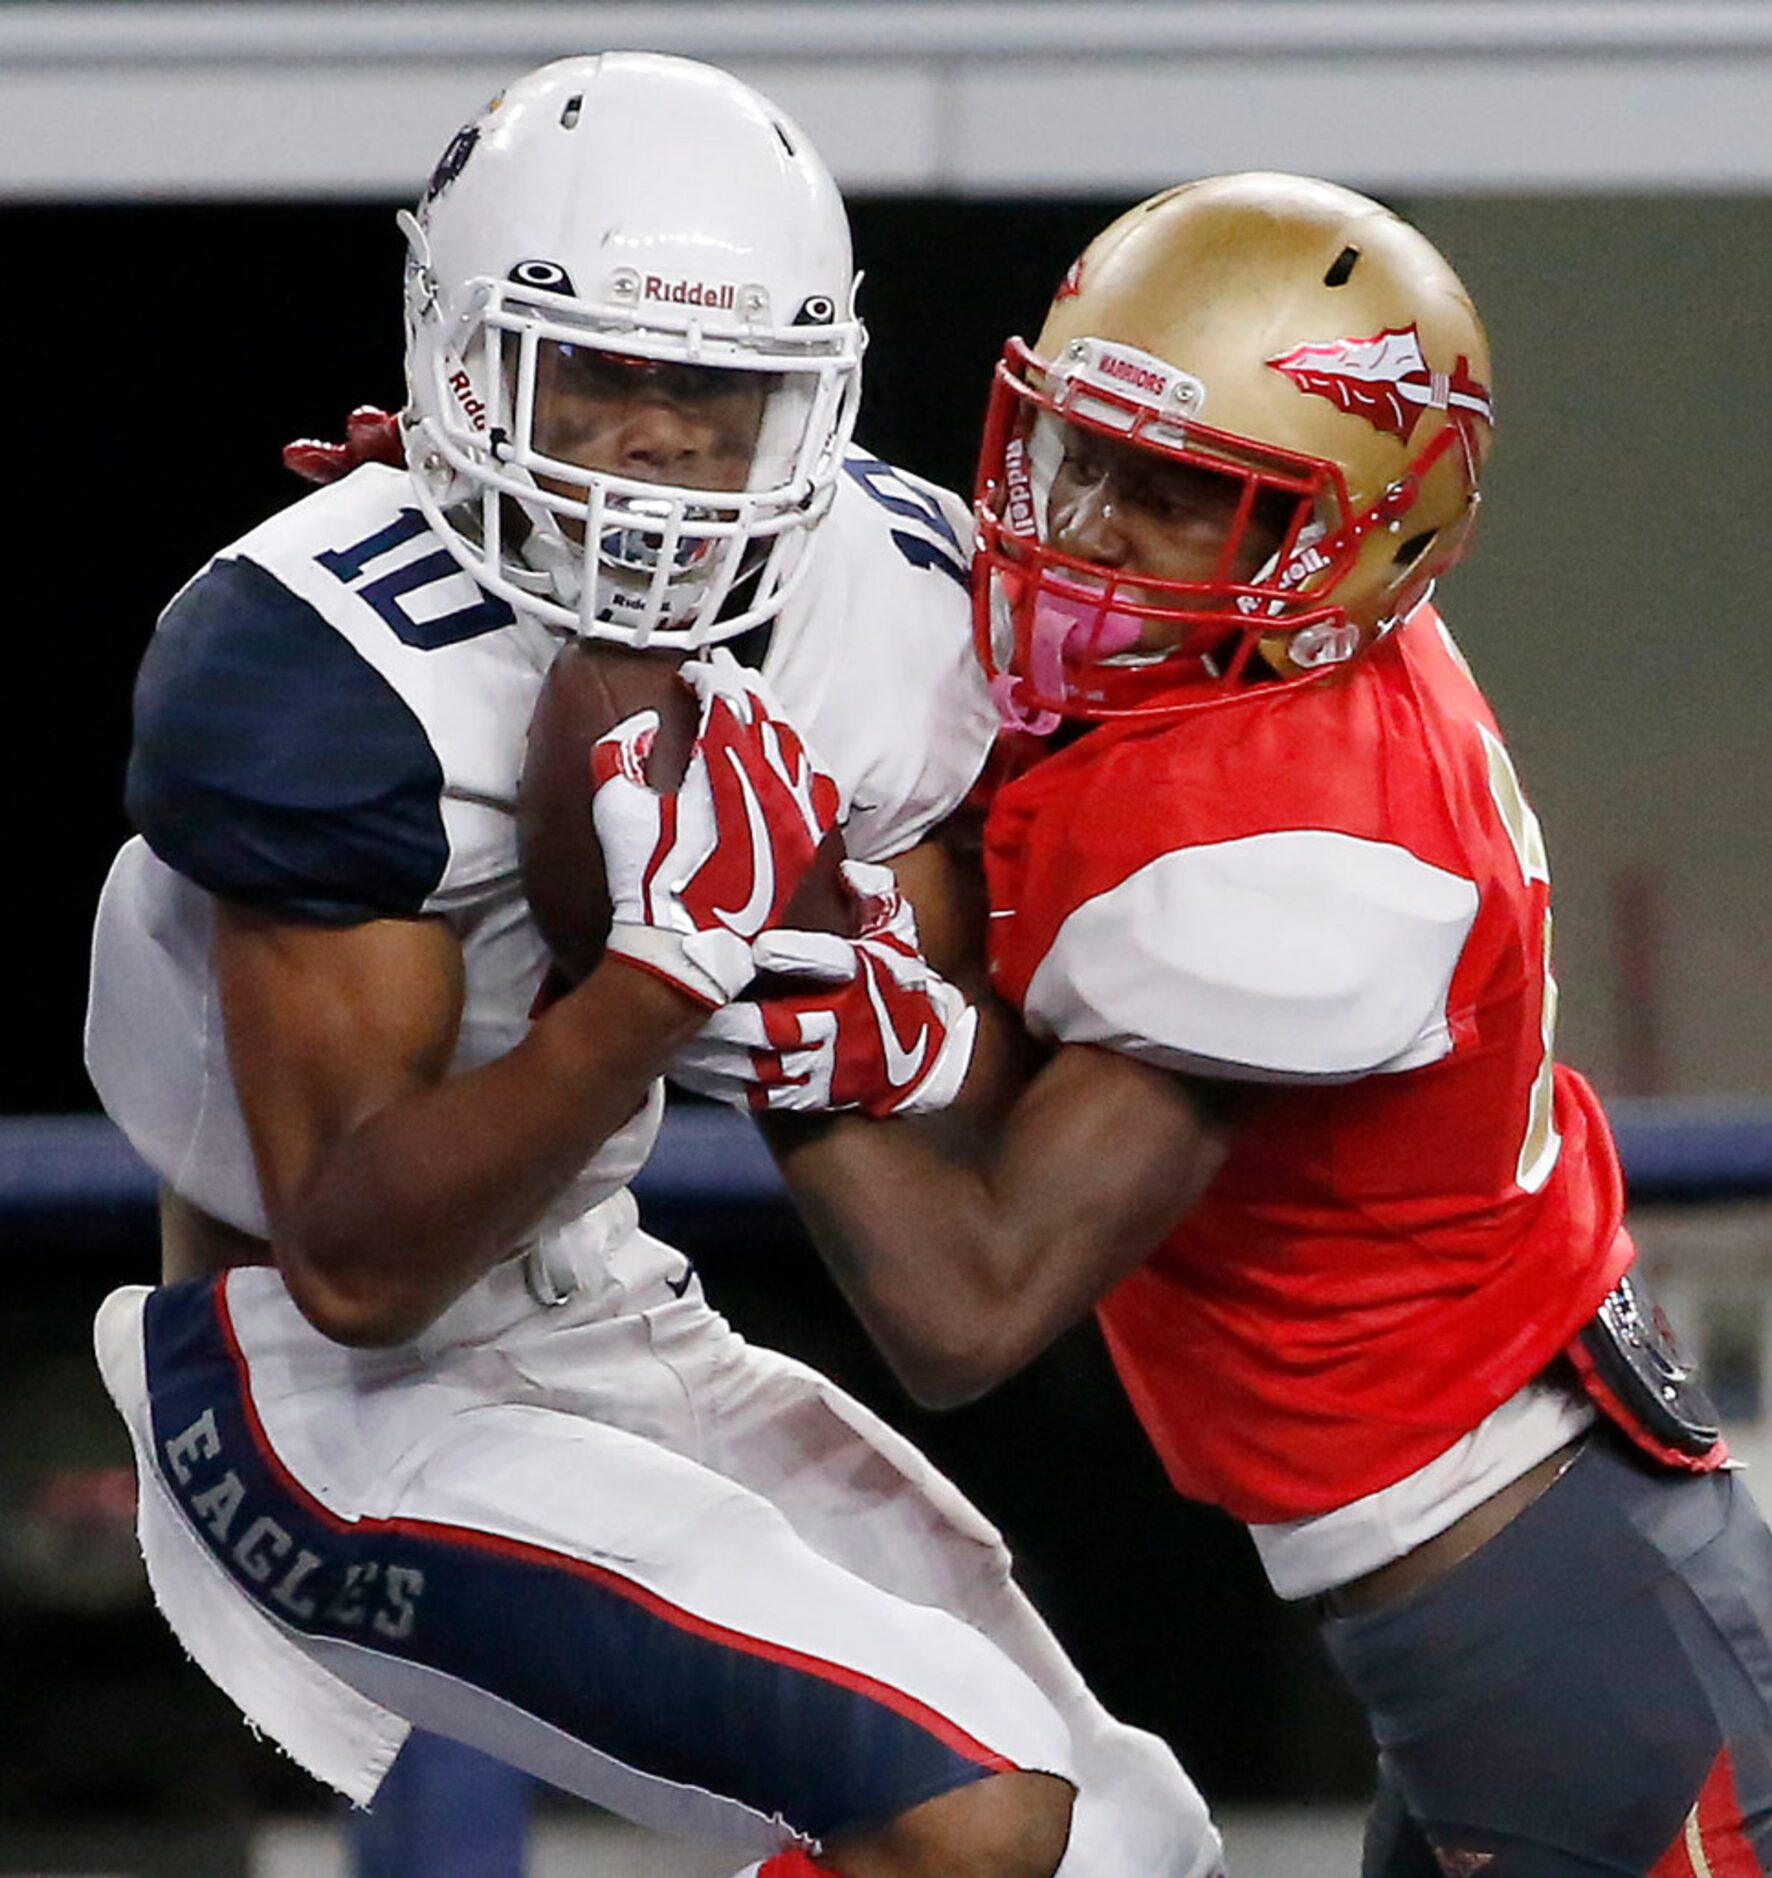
[973,172,1493,726]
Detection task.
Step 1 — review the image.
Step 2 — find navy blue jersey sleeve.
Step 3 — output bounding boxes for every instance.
[126,556,449,923]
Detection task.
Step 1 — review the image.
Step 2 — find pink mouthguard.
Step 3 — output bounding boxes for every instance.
[991,581,1145,733]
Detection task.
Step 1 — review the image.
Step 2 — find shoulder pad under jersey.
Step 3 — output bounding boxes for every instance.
[768,449,994,862]
[1025,830,1480,1082]
[127,467,523,923]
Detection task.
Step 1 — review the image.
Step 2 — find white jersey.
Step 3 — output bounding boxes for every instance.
[86,451,997,1239]
[86,451,1223,1878]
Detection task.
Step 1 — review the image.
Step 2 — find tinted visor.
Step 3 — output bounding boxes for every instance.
[531,342,783,495]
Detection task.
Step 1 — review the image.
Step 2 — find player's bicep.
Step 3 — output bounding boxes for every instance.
[924,1045,1236,1399]
[886,822,988,989]
[790,1040,1236,1407]
[213,904,464,1224]
[889,820,1048,1123]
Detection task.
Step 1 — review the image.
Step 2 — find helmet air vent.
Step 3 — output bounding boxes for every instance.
[1139,185,1190,216]
[772,119,797,157]
[559,93,583,130]
[1324,246,1361,288]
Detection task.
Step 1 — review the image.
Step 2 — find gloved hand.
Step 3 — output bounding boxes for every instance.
[591,650,846,1010]
[670,861,978,1115]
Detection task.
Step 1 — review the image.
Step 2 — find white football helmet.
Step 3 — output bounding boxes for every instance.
[401,53,864,646]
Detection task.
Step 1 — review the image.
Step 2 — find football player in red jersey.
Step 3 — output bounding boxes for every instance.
[677,175,1772,1874]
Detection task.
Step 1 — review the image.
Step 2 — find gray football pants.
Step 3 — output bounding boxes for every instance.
[1321,1427,1772,1875]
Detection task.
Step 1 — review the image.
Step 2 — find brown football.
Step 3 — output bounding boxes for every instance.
[517,640,852,987]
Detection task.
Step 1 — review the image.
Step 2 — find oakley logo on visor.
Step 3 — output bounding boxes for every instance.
[509,259,576,295]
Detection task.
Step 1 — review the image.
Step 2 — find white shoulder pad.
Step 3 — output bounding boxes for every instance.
[1023,831,1479,1082]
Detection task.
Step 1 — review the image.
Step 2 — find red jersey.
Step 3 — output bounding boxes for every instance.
[984,608,1633,1524]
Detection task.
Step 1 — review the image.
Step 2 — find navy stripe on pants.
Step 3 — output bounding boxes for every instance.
[142,1276,1009,1843]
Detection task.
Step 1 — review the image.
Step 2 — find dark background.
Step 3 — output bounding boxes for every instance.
[5,195,1172,1117]
[0,197,1369,1837]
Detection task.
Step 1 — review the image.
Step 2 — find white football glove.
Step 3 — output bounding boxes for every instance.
[590,649,846,1009]
[670,861,978,1116]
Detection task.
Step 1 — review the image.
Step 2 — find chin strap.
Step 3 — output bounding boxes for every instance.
[991,572,1148,733]
[512,510,585,607]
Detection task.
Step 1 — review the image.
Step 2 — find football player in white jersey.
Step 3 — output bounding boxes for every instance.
[84,53,1223,1878]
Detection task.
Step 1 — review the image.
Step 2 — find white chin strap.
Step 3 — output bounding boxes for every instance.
[513,516,581,605]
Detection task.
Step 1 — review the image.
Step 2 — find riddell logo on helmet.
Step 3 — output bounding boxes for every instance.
[1004,439,1038,535]
[447,369,489,432]
[643,276,738,310]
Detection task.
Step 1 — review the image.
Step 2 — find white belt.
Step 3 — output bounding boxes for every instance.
[523,1186,641,1307]
[402,1188,643,1356]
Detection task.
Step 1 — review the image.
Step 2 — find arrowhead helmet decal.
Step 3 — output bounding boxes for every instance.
[1267,323,1493,485]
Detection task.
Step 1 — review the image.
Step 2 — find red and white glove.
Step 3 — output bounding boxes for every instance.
[591,650,845,1009]
[669,861,978,1116]
[282,405,404,485]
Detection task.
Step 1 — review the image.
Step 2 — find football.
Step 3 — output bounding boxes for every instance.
[518,640,851,986]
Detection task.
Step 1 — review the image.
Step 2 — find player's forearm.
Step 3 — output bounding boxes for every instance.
[771,1119,1065,1405]
[274,962,705,1345]
[769,1045,1229,1407]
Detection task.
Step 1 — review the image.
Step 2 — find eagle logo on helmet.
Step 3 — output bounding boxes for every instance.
[1267,324,1493,485]
[422,123,482,207]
